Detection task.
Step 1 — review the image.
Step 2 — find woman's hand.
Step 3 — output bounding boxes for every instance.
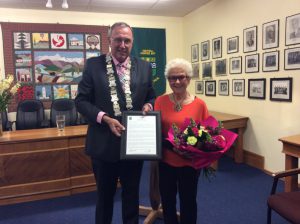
[102,115,125,137]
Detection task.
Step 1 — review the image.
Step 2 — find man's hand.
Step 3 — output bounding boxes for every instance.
[102,115,125,137]
[142,103,152,115]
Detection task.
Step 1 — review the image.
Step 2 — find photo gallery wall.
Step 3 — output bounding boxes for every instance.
[1,22,109,110]
[192,12,300,102]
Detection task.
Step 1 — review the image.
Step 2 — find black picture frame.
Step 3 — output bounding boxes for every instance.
[243,26,257,53]
[215,59,227,76]
[192,63,199,79]
[227,36,239,54]
[120,111,162,160]
[191,43,199,63]
[270,77,293,102]
[248,78,266,99]
[205,80,216,96]
[263,50,279,72]
[202,61,212,79]
[285,13,300,46]
[245,53,259,73]
[218,79,229,96]
[232,79,245,96]
[262,19,279,49]
[201,40,210,61]
[284,47,300,70]
[212,37,222,59]
[229,56,242,74]
[195,80,204,94]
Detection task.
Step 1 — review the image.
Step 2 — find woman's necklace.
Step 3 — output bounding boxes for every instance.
[172,92,189,112]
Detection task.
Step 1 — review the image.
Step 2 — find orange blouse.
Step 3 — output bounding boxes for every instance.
[154,94,209,168]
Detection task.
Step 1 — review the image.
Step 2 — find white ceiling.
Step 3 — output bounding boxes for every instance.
[0,0,212,17]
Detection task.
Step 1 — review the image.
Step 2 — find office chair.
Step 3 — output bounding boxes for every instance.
[16,99,48,130]
[1,110,13,131]
[267,168,300,224]
[50,98,78,127]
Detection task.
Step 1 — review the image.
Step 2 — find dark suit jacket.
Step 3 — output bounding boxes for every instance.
[75,54,156,162]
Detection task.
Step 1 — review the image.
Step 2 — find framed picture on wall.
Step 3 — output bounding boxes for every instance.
[270,77,293,102]
[192,63,199,78]
[262,19,279,49]
[243,26,257,53]
[218,79,229,96]
[285,13,300,46]
[212,37,222,59]
[191,44,199,63]
[263,51,279,72]
[195,81,204,94]
[245,53,259,73]
[205,80,216,96]
[248,78,266,99]
[201,40,210,61]
[229,56,242,74]
[284,47,300,70]
[227,36,239,54]
[202,61,212,79]
[215,59,227,76]
[232,79,245,96]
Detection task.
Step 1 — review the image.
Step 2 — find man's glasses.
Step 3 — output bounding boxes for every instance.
[167,75,188,82]
[111,37,132,45]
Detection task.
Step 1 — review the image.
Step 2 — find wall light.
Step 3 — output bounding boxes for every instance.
[62,0,69,9]
[46,0,53,8]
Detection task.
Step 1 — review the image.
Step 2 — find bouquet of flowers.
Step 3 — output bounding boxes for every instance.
[166,116,238,174]
[0,74,20,112]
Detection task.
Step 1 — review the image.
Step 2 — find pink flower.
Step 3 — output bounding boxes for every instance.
[212,135,226,149]
[192,127,198,136]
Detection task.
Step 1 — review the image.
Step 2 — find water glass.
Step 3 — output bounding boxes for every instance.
[56,115,65,131]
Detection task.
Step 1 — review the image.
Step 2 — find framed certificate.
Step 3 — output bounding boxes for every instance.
[121,111,162,160]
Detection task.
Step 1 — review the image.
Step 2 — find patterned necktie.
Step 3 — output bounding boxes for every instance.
[117,63,126,90]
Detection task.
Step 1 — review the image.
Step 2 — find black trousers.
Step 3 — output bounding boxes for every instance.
[92,158,143,224]
[159,162,200,224]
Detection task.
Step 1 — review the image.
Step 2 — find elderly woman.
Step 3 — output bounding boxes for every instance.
[154,58,209,224]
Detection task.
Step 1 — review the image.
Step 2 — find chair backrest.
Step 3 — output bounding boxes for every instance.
[1,110,10,131]
[50,99,78,127]
[16,99,46,130]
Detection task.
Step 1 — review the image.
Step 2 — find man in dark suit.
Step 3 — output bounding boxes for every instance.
[75,22,156,224]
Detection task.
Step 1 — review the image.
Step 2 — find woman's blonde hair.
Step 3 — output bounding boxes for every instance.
[164,58,193,78]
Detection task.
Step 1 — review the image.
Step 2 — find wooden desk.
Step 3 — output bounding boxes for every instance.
[279,134,300,192]
[0,125,95,205]
[209,111,248,163]
[140,111,248,224]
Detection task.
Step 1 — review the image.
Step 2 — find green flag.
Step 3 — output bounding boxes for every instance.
[132,28,166,96]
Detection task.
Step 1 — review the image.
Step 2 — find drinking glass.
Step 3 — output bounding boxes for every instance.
[56,115,65,131]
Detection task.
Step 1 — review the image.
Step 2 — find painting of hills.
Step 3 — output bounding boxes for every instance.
[34,51,84,83]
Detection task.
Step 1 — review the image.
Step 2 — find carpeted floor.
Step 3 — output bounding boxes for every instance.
[0,156,289,224]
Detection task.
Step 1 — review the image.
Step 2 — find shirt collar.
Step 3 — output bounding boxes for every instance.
[111,55,129,68]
